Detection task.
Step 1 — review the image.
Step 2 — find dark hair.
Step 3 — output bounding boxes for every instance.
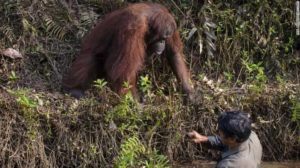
[218,111,251,143]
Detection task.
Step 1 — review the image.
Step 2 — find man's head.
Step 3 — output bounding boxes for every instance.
[217,111,251,146]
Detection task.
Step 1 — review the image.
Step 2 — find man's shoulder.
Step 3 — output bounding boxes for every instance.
[250,131,259,140]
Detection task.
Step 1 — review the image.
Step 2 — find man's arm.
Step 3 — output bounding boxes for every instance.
[207,135,226,151]
[188,131,226,151]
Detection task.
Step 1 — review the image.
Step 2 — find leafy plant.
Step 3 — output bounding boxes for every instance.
[8,88,39,109]
[139,75,152,97]
[8,71,18,83]
[106,92,140,134]
[115,135,146,167]
[93,79,108,90]
[242,57,267,93]
[142,149,169,168]
[122,81,132,90]
[115,135,169,168]
[223,71,233,82]
[7,88,41,140]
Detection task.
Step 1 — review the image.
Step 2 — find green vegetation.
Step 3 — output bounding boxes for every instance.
[115,135,169,168]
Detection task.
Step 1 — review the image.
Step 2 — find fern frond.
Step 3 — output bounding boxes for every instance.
[44,17,67,40]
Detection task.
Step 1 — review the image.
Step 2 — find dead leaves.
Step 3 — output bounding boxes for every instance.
[1,48,23,59]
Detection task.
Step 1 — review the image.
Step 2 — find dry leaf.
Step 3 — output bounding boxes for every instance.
[1,48,23,59]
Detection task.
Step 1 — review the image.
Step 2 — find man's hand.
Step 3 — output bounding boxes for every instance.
[188,130,209,143]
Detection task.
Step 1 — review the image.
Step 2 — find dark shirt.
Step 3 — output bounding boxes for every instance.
[208,131,262,168]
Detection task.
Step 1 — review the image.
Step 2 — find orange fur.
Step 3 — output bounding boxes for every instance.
[63,3,193,99]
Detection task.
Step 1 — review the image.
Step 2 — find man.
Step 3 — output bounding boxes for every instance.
[188,111,262,168]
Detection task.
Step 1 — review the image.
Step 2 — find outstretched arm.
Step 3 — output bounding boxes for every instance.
[188,130,226,151]
[165,31,193,98]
